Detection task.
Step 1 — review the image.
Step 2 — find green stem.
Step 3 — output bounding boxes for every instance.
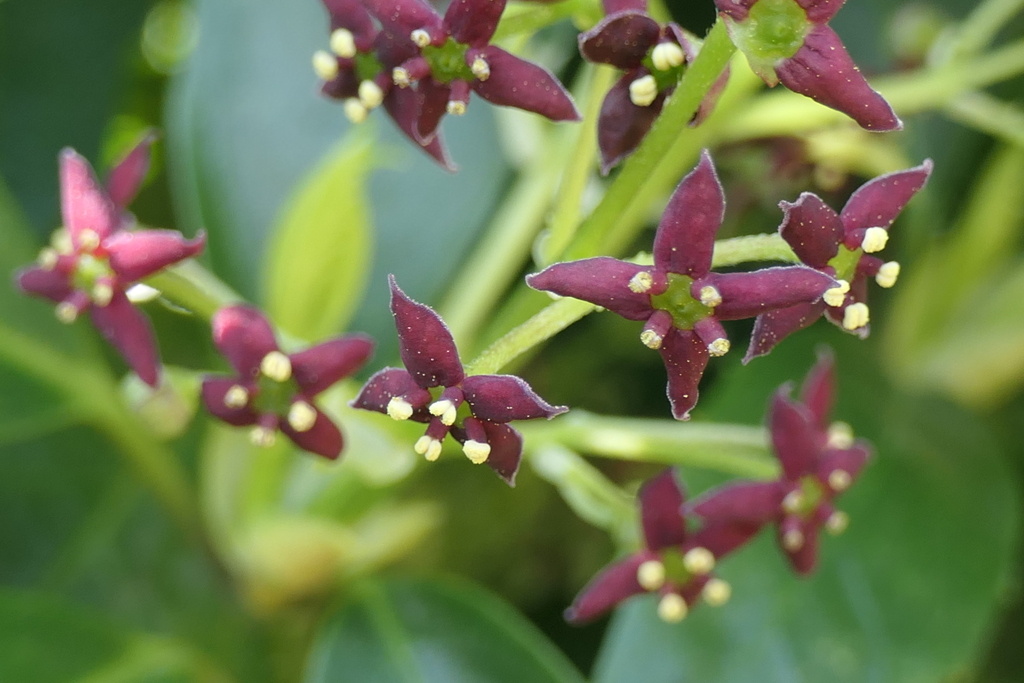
[949,0,1024,58]
[711,233,799,267]
[493,0,598,40]
[945,91,1024,148]
[146,259,243,321]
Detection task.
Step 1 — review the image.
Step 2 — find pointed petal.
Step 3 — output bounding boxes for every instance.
[778,192,844,268]
[383,86,457,171]
[60,148,119,244]
[689,521,763,558]
[779,518,820,574]
[744,301,825,363]
[702,266,836,321]
[201,377,259,426]
[839,159,933,233]
[480,421,523,486]
[389,275,464,388]
[565,553,647,624]
[361,0,443,35]
[15,265,73,302]
[462,374,567,422]
[416,78,452,142]
[823,274,870,338]
[659,329,709,420]
[211,305,279,378]
[639,468,687,549]
[323,0,378,48]
[350,367,431,420]
[604,0,647,13]
[444,0,505,47]
[795,0,846,23]
[578,12,661,69]
[654,150,723,278]
[775,26,901,132]
[291,335,375,397]
[281,405,344,459]
[470,46,581,122]
[106,132,156,209]
[597,73,665,175]
[769,390,823,480]
[799,348,835,425]
[687,481,785,525]
[818,441,871,484]
[90,289,160,386]
[526,257,654,321]
[105,230,206,282]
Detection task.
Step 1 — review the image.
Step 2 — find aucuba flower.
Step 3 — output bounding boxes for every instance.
[715,0,901,131]
[527,151,838,420]
[567,468,758,624]
[687,352,870,574]
[361,0,581,143]
[15,137,205,387]
[746,159,932,361]
[312,0,455,169]
[579,0,729,173]
[201,305,374,460]
[351,276,567,485]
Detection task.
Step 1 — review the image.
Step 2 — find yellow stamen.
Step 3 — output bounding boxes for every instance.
[628,75,658,107]
[78,229,101,252]
[861,227,889,253]
[628,271,653,294]
[393,67,411,88]
[387,396,414,421]
[657,593,688,623]
[842,303,869,331]
[38,247,59,270]
[428,399,458,426]
[249,426,277,448]
[288,401,318,432]
[702,578,732,606]
[312,50,339,81]
[91,282,113,307]
[707,338,730,357]
[826,421,854,449]
[410,29,431,47]
[344,99,368,123]
[260,351,292,382]
[358,80,384,109]
[651,42,685,71]
[823,279,850,307]
[223,385,249,409]
[683,547,715,575]
[636,559,666,591]
[875,261,900,288]
[470,56,490,81]
[782,528,804,551]
[55,302,79,324]
[699,285,722,308]
[826,510,849,535]
[446,100,467,115]
[463,440,491,464]
[781,489,804,514]
[827,469,852,492]
[640,329,663,350]
[329,28,357,58]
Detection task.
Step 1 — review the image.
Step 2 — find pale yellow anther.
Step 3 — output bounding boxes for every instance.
[463,440,491,464]
[288,400,318,432]
[470,56,490,81]
[825,510,849,535]
[861,227,889,253]
[358,80,384,109]
[828,469,852,492]
[842,302,870,331]
[55,302,79,324]
[51,228,73,255]
[387,396,414,421]
[223,385,249,409]
[875,261,900,288]
[651,41,685,71]
[657,593,688,623]
[628,271,653,294]
[414,436,443,461]
[312,50,339,81]
[38,247,59,270]
[826,421,854,449]
[429,399,458,426]
[91,282,114,307]
[413,435,432,455]
[393,67,412,88]
[702,578,732,607]
[344,99,369,123]
[260,351,292,382]
[330,28,357,58]
[682,546,715,575]
[446,100,467,115]
[78,229,101,252]
[628,75,658,107]
[699,285,722,308]
[822,279,850,307]
[640,329,663,350]
[636,559,666,591]
[249,426,277,448]
[410,29,431,47]
[782,528,805,551]
[707,338,730,357]
[781,489,804,514]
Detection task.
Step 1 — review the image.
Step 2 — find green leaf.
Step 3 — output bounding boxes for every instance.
[264,134,374,339]
[304,578,588,683]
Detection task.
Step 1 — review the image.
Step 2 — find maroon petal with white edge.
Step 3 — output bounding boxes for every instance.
[416,78,452,142]
[687,481,786,525]
[470,46,581,122]
[526,257,655,321]
[389,276,464,389]
[839,160,933,233]
[818,442,871,485]
[597,72,665,175]
[565,553,648,624]
[689,521,763,558]
[775,26,901,132]
[361,0,442,36]
[383,87,457,171]
[799,349,835,426]
[654,151,723,278]
[323,0,378,47]
[779,193,844,268]
[60,149,120,245]
[291,335,375,397]
[704,267,836,321]
[769,390,822,480]
[201,377,259,426]
[106,132,156,209]
[444,0,505,47]
[211,305,280,379]
[480,420,524,485]
[744,301,825,362]
[350,367,432,420]
[794,0,846,24]
[280,405,344,459]
[105,230,206,282]
[16,266,73,302]
[638,468,688,550]
[780,517,820,574]
[659,329,710,420]
[578,12,661,69]
[462,374,567,422]
[604,0,647,14]
[713,0,757,22]
[91,289,160,387]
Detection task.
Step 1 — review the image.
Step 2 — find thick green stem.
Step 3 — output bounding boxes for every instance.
[493,0,600,40]
[948,0,1024,58]
[146,259,243,321]
[945,91,1024,148]
[711,233,799,267]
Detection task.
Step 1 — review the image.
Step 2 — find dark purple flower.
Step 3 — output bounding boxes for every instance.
[313,0,455,169]
[360,0,581,143]
[201,306,374,460]
[745,159,933,361]
[350,276,567,485]
[566,468,759,624]
[527,151,837,420]
[687,351,870,574]
[715,0,900,131]
[579,0,729,173]
[14,138,205,387]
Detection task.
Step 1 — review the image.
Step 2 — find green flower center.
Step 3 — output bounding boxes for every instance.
[71,253,114,292]
[353,51,385,82]
[786,475,827,518]
[649,273,714,330]
[421,38,474,83]
[253,375,300,416]
[731,0,810,63]
[827,245,862,283]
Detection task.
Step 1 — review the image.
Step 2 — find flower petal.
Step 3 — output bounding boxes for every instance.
[350,367,432,420]
[713,0,757,21]
[659,328,709,421]
[775,26,901,132]
[799,348,835,426]
[106,132,156,209]
[794,0,845,23]
[201,377,259,426]
[444,0,505,47]
[361,0,443,36]
[688,521,763,558]
[565,553,647,624]
[578,12,661,69]
[105,230,206,282]
[818,441,871,484]
[769,389,822,480]
[480,421,523,486]
[323,0,378,49]
[15,265,73,302]
[462,374,568,422]
[281,405,344,459]
[596,72,665,175]
[470,46,581,122]
[416,77,452,142]
[823,274,870,338]
[653,150,723,278]
[839,159,933,233]
[60,148,119,244]
[291,335,375,397]
[702,266,836,320]
[778,192,844,268]
[744,301,825,362]
[90,289,160,387]
[389,275,464,388]
[383,86,457,171]
[779,517,820,574]
[605,0,648,13]
[211,305,280,379]
[526,257,655,321]
[639,468,688,549]
[687,481,785,525]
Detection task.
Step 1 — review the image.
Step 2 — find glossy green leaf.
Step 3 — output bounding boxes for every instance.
[304,578,588,683]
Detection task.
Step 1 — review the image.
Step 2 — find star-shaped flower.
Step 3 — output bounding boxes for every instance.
[351,276,567,485]
[578,0,729,173]
[745,159,932,361]
[687,351,870,574]
[201,305,374,460]
[15,138,205,387]
[566,468,759,624]
[715,0,901,131]
[361,0,581,143]
[527,151,838,420]
[312,0,455,169]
